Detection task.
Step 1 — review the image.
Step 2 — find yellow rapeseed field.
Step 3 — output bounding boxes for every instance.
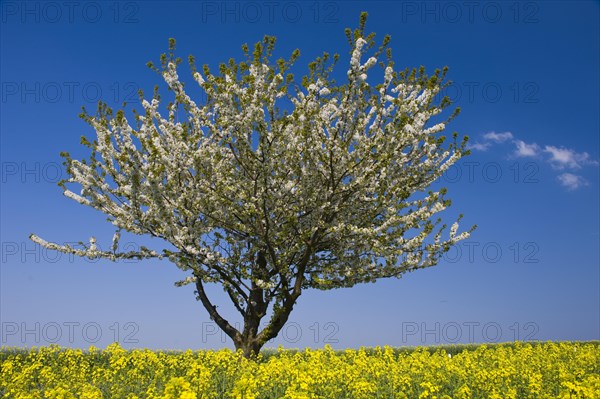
[1,341,598,398]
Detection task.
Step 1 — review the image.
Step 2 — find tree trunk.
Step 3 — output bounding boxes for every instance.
[194,243,314,359]
[196,291,301,359]
[235,337,262,359]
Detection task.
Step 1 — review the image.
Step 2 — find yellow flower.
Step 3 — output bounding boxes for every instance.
[162,377,196,399]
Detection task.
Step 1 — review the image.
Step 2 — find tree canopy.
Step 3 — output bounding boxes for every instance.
[31,13,475,357]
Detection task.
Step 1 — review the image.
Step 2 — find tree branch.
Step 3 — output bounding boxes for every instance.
[194,277,242,344]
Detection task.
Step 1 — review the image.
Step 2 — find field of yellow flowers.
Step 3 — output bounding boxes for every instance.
[1,341,598,398]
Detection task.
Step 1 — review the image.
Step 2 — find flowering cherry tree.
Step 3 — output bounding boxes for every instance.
[31,14,474,358]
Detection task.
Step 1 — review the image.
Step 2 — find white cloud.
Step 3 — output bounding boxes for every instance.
[468,142,491,151]
[543,145,597,170]
[513,140,540,157]
[469,131,514,151]
[472,130,597,190]
[483,131,513,143]
[557,173,588,190]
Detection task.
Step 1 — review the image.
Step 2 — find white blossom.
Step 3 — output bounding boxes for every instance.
[111,231,120,252]
[450,222,459,238]
[350,38,367,67]
[64,190,91,206]
[193,72,205,85]
[364,56,377,69]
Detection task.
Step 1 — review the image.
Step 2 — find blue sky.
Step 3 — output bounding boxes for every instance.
[1,1,598,350]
